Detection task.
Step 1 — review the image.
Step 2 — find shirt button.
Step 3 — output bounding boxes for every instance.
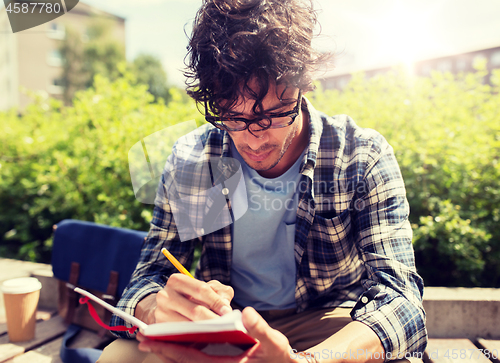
[199,228,205,235]
[361,296,369,304]
[355,199,365,211]
[222,188,229,195]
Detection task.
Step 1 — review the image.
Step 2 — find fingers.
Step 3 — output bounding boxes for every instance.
[206,280,233,314]
[242,307,290,352]
[169,274,232,316]
[206,280,234,303]
[156,281,220,322]
[155,274,233,323]
[136,332,146,342]
[242,307,269,341]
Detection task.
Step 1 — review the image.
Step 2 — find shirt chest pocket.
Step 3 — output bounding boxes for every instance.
[305,208,358,280]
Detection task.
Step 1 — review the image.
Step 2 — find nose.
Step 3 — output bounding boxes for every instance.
[243,128,268,150]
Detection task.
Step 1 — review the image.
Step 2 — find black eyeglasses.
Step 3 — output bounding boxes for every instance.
[205,91,302,133]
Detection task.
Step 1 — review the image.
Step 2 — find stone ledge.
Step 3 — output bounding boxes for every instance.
[424,286,500,301]
[423,287,500,340]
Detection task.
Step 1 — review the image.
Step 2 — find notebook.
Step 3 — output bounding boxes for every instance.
[74,287,257,348]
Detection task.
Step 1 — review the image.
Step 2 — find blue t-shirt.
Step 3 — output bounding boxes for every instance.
[230,143,305,310]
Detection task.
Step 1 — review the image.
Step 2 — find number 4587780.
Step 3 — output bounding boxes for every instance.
[6,2,62,14]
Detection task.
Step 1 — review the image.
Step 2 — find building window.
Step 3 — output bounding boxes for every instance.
[436,59,452,73]
[47,50,63,67]
[47,22,65,40]
[456,58,468,72]
[48,78,65,95]
[491,50,500,67]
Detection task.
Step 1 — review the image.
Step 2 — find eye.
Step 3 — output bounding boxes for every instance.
[257,118,272,128]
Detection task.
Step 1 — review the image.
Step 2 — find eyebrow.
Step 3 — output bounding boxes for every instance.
[225,99,295,118]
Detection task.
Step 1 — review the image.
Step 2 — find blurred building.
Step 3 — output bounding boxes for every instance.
[0,2,125,111]
[320,45,500,91]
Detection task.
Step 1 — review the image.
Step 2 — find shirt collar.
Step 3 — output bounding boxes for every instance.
[221,130,232,158]
[300,96,322,178]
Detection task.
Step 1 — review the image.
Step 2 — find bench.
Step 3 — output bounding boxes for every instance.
[1,259,500,362]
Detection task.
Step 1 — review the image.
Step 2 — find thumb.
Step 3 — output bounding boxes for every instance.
[242,307,285,347]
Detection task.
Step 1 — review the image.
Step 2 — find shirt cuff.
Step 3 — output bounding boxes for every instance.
[350,286,427,360]
[110,278,163,339]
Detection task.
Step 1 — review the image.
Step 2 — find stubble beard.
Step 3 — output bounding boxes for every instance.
[247,122,298,172]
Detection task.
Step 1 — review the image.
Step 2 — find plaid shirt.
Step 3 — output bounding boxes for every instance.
[112,98,427,358]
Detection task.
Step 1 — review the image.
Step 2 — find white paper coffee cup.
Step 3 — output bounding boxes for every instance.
[1,277,42,342]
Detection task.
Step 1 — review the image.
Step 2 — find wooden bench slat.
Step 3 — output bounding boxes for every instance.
[425,339,492,363]
[477,339,500,363]
[0,344,25,363]
[0,325,7,339]
[3,350,52,363]
[0,316,67,351]
[31,336,64,363]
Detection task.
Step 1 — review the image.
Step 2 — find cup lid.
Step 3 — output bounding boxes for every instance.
[1,277,42,294]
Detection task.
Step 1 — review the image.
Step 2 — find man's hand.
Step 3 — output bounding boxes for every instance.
[137,307,296,363]
[135,274,234,324]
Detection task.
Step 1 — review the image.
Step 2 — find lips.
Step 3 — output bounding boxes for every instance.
[244,150,272,162]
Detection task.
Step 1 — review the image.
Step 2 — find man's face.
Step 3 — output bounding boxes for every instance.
[226,83,308,178]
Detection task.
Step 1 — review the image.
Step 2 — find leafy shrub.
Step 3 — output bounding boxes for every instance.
[310,64,500,286]
[0,65,200,262]
[413,198,490,286]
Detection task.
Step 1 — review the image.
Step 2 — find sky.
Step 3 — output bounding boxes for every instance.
[58,0,500,86]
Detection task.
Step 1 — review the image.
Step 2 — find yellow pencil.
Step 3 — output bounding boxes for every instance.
[161,247,194,278]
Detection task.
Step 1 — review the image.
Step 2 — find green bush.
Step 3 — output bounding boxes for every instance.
[310,64,500,286]
[1,63,499,287]
[0,65,201,262]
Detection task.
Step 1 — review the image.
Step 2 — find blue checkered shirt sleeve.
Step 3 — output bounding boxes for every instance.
[349,132,427,358]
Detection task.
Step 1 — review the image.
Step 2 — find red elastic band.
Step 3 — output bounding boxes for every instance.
[79,296,138,335]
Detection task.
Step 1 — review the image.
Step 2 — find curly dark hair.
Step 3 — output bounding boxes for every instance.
[184,0,331,117]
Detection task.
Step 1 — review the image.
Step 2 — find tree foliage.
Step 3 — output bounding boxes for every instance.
[81,18,126,88]
[131,54,171,104]
[1,64,499,287]
[59,26,87,104]
[59,17,125,104]
[59,18,171,105]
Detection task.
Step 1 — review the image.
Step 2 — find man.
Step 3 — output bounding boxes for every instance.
[99,0,427,362]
